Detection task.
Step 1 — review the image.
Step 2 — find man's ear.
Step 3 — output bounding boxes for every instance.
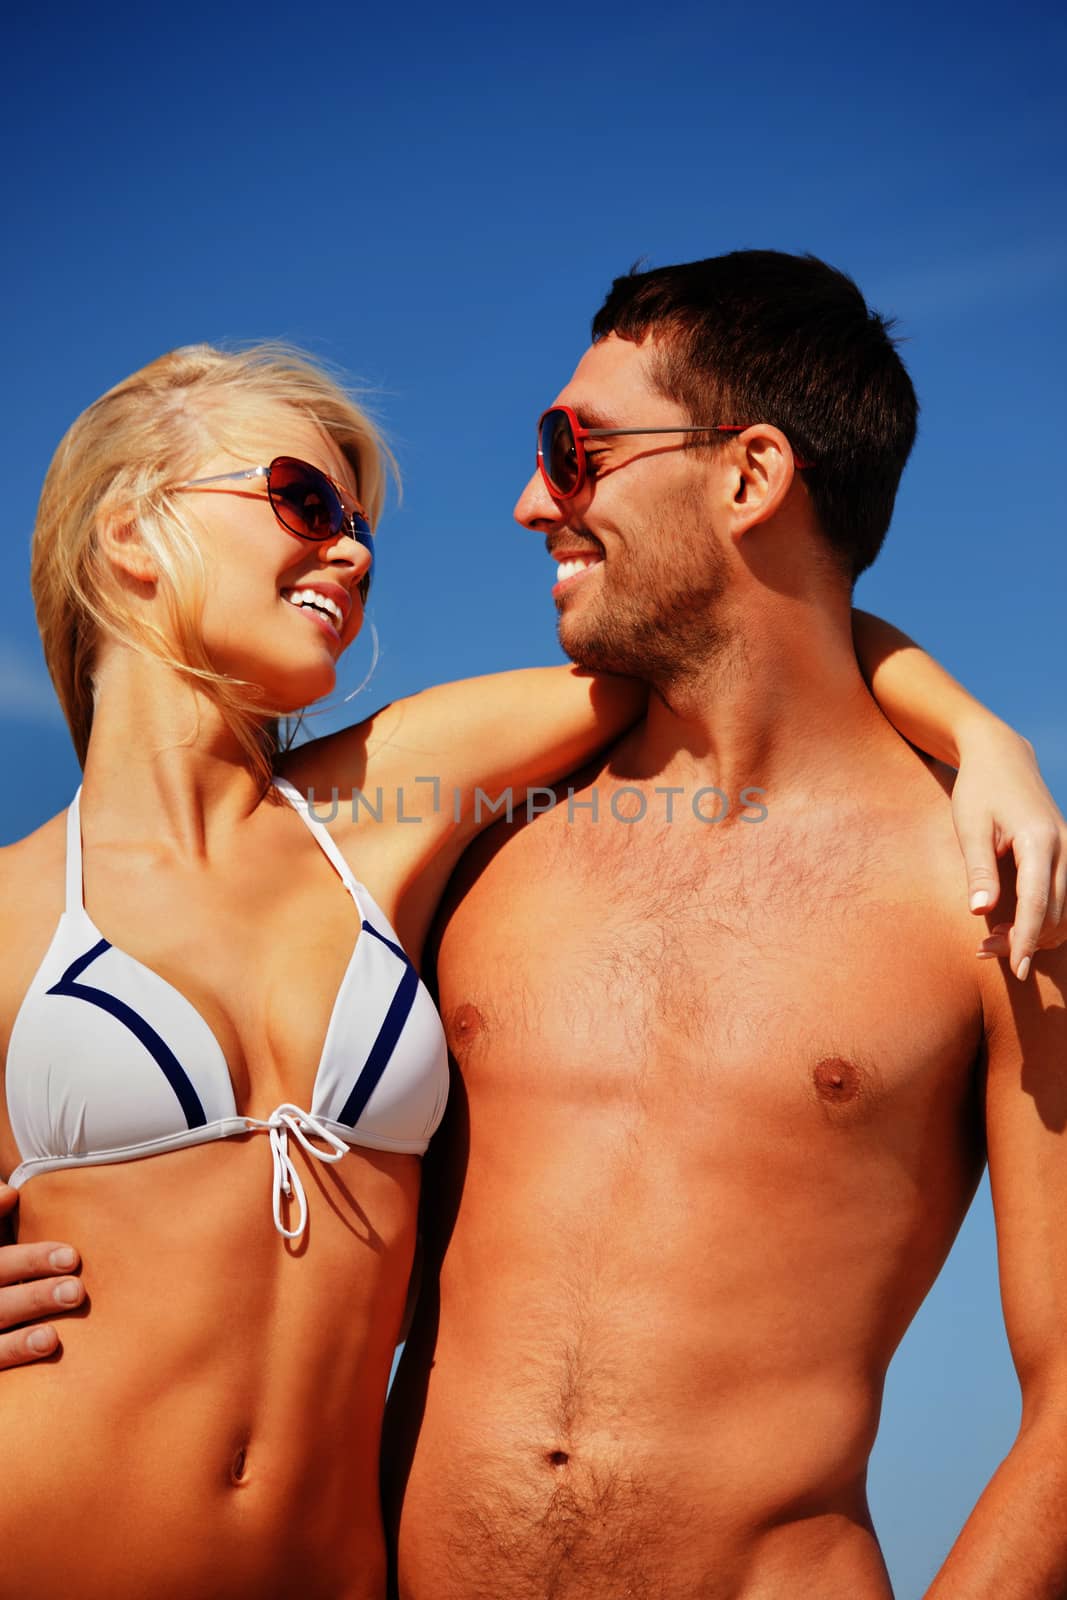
[96,509,159,586]
[722,425,800,541]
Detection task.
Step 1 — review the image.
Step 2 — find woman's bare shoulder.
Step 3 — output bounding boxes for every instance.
[0,813,68,1047]
[0,812,67,930]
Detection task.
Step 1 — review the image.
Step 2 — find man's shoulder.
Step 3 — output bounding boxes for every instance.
[798,746,973,945]
[917,753,957,800]
[863,740,957,833]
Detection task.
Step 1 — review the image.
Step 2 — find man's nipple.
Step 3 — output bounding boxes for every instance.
[448,1002,486,1056]
[812,1056,862,1104]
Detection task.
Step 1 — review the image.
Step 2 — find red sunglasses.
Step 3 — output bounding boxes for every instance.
[537,405,811,500]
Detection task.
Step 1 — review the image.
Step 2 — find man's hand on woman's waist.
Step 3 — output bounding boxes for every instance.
[0,1182,83,1369]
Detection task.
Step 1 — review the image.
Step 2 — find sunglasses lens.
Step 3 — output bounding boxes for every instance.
[268,457,343,540]
[269,457,374,604]
[539,410,580,497]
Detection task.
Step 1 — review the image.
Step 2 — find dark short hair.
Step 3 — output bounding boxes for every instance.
[591,251,919,580]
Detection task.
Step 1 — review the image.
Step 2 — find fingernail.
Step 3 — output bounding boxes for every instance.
[1017,957,1031,981]
[28,1327,56,1354]
[976,950,995,959]
[970,891,991,911]
[48,1247,76,1270]
[53,1279,81,1306]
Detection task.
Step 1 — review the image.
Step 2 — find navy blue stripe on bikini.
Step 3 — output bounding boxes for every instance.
[337,921,420,1127]
[47,939,208,1129]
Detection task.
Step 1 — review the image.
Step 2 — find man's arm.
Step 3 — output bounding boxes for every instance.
[925,946,1067,1598]
[0,1183,83,1368]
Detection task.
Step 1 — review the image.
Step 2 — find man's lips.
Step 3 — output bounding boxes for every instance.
[550,548,604,599]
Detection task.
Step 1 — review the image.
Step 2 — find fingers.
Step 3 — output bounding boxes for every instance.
[976,924,1011,962]
[0,1272,84,1372]
[975,836,1059,979]
[0,1239,81,1290]
[0,1321,61,1370]
[1008,831,1056,978]
[956,819,1002,917]
[0,1269,84,1329]
[0,1238,84,1367]
[951,725,1067,970]
[1045,842,1067,948]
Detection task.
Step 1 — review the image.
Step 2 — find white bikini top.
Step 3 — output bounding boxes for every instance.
[3,778,449,1239]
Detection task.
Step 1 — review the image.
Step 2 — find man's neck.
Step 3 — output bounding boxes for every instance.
[608,595,899,803]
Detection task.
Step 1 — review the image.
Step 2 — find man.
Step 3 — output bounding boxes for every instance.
[384,252,1067,1598]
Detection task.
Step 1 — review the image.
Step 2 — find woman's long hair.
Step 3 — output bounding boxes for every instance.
[31,342,395,787]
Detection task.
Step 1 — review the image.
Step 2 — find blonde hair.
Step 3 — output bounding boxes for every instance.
[31,342,394,784]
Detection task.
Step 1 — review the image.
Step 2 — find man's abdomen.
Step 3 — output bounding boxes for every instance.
[393,796,984,1599]
[395,1299,894,1600]
[391,1088,970,1600]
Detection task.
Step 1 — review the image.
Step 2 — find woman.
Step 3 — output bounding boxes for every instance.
[0,343,1061,1599]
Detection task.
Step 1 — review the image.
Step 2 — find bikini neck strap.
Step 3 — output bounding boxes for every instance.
[272,776,361,900]
[65,788,85,915]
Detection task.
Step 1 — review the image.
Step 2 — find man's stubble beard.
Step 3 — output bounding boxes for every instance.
[557,490,736,693]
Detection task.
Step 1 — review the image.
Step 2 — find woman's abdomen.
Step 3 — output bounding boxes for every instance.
[2,1138,420,1600]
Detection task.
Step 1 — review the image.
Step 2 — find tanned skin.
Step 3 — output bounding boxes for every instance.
[385,336,1067,1600]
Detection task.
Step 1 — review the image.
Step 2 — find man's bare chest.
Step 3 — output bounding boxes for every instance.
[436,803,984,1142]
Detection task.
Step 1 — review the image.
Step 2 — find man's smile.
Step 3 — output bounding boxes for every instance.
[547,536,605,600]
[553,552,604,597]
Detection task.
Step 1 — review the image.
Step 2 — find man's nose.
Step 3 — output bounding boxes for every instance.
[513,470,566,533]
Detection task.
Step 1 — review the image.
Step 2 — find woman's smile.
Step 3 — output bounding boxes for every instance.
[280,581,353,645]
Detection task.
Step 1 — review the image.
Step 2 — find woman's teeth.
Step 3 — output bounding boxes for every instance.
[283,590,344,629]
[556,555,602,584]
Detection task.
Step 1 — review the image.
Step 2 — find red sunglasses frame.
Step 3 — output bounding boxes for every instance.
[537,404,811,500]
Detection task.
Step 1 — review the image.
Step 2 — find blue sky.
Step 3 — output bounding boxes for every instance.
[4,2,1065,1592]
